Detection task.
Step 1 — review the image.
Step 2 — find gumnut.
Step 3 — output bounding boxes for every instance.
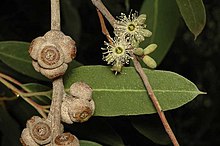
[54,132,80,146]
[26,116,52,145]
[29,30,76,79]
[61,94,95,124]
[69,82,93,100]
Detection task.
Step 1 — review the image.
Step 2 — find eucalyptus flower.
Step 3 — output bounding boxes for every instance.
[114,11,152,44]
[102,37,132,74]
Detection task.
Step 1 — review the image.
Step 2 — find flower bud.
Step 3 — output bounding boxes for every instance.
[111,63,122,74]
[133,48,144,56]
[143,55,157,69]
[144,44,157,55]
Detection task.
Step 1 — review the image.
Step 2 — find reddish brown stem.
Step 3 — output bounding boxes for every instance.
[96,9,113,44]
[91,0,115,26]
[132,54,179,146]
[0,76,47,118]
[92,1,180,145]
[0,72,22,86]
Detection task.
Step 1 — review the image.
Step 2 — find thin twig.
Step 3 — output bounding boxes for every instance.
[42,105,51,109]
[0,96,19,101]
[0,77,47,118]
[20,90,52,98]
[51,0,60,30]
[91,1,179,145]
[0,77,22,96]
[91,0,116,26]
[132,54,179,146]
[96,9,113,44]
[0,72,22,86]
[0,72,52,97]
[0,73,52,116]
[0,73,24,96]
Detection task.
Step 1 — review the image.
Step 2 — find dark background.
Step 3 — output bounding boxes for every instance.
[0,0,219,145]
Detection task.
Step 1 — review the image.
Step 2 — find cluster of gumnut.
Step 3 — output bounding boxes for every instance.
[20,30,95,146]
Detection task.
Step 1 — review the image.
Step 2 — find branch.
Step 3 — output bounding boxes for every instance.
[0,96,18,101]
[51,0,60,30]
[132,54,179,146]
[47,77,64,144]
[96,9,112,44]
[0,77,47,118]
[91,0,115,26]
[0,72,52,98]
[0,72,22,86]
[92,1,180,145]
[49,0,63,144]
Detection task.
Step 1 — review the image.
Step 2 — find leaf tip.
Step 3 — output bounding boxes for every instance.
[194,34,198,40]
[200,91,207,95]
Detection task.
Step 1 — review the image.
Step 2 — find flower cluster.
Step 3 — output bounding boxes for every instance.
[102,11,157,74]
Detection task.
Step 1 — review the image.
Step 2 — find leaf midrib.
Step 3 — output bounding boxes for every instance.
[0,52,30,64]
[187,0,197,27]
[93,89,201,94]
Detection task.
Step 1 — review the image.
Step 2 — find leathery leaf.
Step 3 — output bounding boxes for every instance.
[64,66,204,116]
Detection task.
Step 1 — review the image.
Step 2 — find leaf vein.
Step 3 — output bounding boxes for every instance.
[0,52,30,64]
[93,89,201,94]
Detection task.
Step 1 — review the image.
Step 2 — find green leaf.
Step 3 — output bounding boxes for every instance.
[66,58,83,74]
[176,0,206,39]
[80,140,102,146]
[130,115,170,145]
[140,0,179,65]
[0,107,21,146]
[64,66,204,116]
[0,41,82,81]
[0,61,39,83]
[69,117,124,146]
[22,83,51,93]
[0,41,48,81]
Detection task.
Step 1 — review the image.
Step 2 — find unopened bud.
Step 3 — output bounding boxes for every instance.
[144,44,157,55]
[111,63,122,74]
[143,55,157,69]
[133,48,144,56]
